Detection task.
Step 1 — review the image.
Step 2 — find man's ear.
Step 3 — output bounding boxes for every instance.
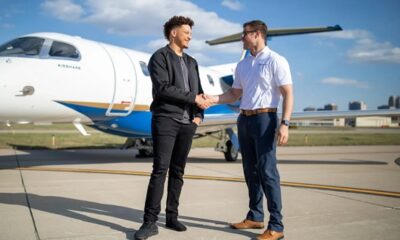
[170,28,177,38]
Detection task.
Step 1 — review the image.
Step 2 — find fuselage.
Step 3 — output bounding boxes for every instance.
[0,32,236,137]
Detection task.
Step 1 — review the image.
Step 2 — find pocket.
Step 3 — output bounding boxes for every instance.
[258,62,272,90]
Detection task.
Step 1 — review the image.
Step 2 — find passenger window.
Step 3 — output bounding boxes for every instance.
[207,74,215,86]
[49,41,80,59]
[140,61,150,76]
[0,37,44,56]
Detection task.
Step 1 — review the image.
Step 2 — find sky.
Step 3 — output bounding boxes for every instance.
[1,0,399,111]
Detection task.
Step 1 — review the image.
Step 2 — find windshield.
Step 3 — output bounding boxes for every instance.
[0,37,45,56]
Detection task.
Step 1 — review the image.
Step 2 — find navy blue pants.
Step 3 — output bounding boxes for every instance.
[237,112,284,232]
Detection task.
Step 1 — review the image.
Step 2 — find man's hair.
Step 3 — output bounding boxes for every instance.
[243,20,268,39]
[163,16,194,40]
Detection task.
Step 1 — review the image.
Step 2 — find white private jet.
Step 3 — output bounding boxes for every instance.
[1,25,399,161]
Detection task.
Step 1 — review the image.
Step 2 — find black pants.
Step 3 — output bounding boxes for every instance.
[143,116,197,222]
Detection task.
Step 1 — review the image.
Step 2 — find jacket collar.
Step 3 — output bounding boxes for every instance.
[166,45,188,60]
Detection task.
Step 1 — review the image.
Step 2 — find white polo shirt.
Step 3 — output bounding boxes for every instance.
[233,46,292,110]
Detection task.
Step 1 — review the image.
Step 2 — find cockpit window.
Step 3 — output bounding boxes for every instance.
[139,61,150,76]
[49,41,80,59]
[0,37,44,56]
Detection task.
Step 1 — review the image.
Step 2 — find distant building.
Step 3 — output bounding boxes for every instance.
[303,107,316,111]
[324,103,338,111]
[378,105,390,110]
[297,104,343,126]
[354,117,393,127]
[395,96,400,108]
[346,116,394,127]
[349,101,367,110]
[293,118,345,127]
[388,96,396,108]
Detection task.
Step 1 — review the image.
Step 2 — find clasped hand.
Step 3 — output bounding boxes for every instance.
[195,94,216,109]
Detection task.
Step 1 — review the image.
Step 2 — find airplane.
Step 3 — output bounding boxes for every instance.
[1,25,399,162]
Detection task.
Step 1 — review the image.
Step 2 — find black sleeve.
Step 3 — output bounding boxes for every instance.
[194,62,205,119]
[148,52,196,104]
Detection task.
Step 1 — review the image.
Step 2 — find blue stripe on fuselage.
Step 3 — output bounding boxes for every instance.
[56,101,239,137]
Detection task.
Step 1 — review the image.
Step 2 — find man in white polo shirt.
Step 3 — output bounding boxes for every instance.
[202,20,293,240]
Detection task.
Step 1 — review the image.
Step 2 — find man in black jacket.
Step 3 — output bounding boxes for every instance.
[134,16,207,240]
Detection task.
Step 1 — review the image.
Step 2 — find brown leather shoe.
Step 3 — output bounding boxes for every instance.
[229,219,264,229]
[256,229,284,240]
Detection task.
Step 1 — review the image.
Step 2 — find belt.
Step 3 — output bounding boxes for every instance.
[240,108,277,116]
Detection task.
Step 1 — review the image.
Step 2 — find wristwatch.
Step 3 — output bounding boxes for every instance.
[280,119,290,126]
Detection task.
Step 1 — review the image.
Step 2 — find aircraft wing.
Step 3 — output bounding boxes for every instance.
[201,109,400,127]
[206,25,342,45]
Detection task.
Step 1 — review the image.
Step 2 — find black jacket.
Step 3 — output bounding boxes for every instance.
[148,45,204,120]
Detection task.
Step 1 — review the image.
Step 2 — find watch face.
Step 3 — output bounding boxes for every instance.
[281,120,290,126]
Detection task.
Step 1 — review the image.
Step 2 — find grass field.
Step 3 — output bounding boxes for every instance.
[1,124,399,149]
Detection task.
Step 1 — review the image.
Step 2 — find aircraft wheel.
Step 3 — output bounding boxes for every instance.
[224,140,238,162]
[137,149,153,158]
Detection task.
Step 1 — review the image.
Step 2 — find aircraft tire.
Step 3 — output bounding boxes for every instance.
[224,140,238,162]
[137,149,153,158]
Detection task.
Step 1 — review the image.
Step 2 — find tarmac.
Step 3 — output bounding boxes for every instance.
[0,145,399,240]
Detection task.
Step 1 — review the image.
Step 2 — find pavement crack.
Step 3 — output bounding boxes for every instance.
[13,148,41,240]
[306,188,399,210]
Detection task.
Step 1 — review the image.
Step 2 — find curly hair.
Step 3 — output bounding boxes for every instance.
[163,16,194,40]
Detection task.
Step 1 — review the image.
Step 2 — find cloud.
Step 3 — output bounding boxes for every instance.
[348,39,400,64]
[40,0,243,64]
[320,29,400,64]
[42,0,84,22]
[147,38,243,64]
[319,29,371,40]
[321,77,370,89]
[1,23,14,29]
[0,3,23,29]
[221,0,243,11]
[40,0,241,37]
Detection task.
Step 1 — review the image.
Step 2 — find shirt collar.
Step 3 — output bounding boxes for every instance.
[254,46,270,58]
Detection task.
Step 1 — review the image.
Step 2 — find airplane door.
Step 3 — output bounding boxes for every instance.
[101,45,137,116]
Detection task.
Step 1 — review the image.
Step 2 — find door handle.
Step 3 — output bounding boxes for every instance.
[15,86,35,96]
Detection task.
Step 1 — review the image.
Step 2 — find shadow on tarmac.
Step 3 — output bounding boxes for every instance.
[0,148,387,170]
[0,193,255,239]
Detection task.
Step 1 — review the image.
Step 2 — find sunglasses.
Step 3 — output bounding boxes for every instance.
[241,30,257,37]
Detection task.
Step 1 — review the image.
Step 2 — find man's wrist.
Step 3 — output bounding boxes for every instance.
[280,119,290,127]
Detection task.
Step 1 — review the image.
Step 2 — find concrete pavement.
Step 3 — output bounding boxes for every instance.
[0,146,399,240]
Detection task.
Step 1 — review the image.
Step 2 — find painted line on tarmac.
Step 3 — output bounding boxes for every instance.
[13,166,400,198]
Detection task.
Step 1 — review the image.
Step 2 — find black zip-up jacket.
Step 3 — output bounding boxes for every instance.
[148,45,204,120]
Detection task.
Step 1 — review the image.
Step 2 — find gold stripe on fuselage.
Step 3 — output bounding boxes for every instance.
[62,100,150,111]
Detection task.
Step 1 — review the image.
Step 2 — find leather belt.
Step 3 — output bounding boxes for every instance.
[240,108,277,116]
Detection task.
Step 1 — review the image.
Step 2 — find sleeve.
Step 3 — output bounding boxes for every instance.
[148,52,196,103]
[273,56,292,86]
[193,62,204,119]
[232,62,243,89]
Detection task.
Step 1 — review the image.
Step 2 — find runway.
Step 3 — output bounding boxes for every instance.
[0,146,399,240]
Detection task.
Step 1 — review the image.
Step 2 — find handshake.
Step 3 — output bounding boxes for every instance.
[195,94,217,110]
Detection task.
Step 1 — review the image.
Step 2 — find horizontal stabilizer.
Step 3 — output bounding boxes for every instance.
[206,25,342,46]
